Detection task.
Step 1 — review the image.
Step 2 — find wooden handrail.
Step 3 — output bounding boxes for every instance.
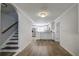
[2,22,18,34]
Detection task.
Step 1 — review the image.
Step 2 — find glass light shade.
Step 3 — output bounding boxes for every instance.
[38,11,48,18]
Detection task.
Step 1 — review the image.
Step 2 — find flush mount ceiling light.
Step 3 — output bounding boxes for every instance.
[38,8,48,18]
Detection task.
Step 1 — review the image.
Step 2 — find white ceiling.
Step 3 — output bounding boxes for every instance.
[14,3,74,24]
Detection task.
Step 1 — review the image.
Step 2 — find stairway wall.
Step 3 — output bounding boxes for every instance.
[1,13,18,45]
[0,4,1,47]
[0,4,18,47]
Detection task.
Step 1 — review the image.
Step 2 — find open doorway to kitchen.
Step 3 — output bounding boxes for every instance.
[32,23,52,41]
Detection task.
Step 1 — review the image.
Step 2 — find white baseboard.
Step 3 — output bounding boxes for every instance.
[60,43,75,56]
[13,40,33,56]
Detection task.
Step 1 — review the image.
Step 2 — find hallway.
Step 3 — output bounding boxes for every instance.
[0,3,79,56]
[17,40,71,56]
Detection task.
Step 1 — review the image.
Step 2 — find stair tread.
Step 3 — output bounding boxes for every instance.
[13,34,18,35]
[5,45,18,46]
[9,41,18,42]
[6,42,18,45]
[13,36,18,37]
[2,46,19,50]
[12,37,18,38]
[10,39,18,40]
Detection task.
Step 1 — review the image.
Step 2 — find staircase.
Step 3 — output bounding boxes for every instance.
[0,31,19,52]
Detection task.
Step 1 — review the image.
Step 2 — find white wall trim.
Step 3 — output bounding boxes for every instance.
[13,39,33,56]
[60,43,76,56]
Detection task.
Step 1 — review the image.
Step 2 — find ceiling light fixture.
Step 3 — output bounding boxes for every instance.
[38,8,48,18]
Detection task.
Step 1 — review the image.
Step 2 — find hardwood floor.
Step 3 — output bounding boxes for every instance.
[17,40,72,56]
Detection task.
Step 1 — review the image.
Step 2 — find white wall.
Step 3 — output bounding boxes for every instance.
[34,31,52,40]
[50,22,55,40]
[55,22,60,42]
[1,13,17,31]
[17,7,32,51]
[78,4,79,32]
[51,21,60,41]
[59,4,79,55]
[77,3,79,56]
[35,32,40,39]
[40,31,52,39]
